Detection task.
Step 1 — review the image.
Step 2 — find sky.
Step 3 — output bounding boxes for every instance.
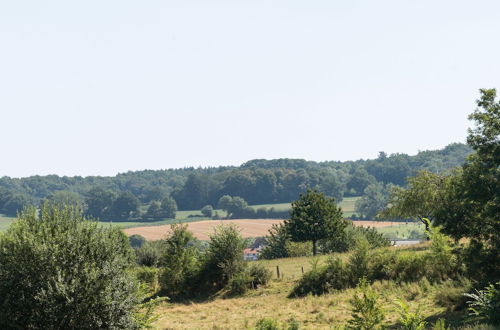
[1,0,500,178]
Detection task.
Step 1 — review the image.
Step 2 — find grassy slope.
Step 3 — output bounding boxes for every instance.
[0,215,16,231]
[154,244,469,329]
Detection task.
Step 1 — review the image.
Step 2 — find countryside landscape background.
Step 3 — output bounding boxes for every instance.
[1,1,499,329]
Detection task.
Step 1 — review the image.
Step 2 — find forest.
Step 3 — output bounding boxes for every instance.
[0,143,471,220]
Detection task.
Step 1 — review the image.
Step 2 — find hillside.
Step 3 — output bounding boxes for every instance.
[0,143,471,218]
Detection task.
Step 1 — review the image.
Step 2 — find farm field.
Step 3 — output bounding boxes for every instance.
[252,196,360,217]
[153,243,468,329]
[123,219,404,241]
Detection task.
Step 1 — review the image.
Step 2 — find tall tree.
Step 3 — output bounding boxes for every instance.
[285,189,346,255]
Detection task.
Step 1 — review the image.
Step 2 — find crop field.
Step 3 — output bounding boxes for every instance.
[252,196,360,217]
[123,219,403,241]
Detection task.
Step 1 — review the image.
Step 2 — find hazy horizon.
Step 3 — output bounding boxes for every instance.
[3,141,465,179]
[2,1,499,178]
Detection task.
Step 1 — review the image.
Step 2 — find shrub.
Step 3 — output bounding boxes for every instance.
[285,241,312,257]
[160,224,200,299]
[396,300,427,330]
[463,282,500,325]
[255,317,279,330]
[201,205,214,217]
[0,204,140,329]
[248,263,272,286]
[129,234,146,248]
[199,224,246,291]
[136,240,165,267]
[133,266,160,292]
[348,278,386,330]
[228,271,253,296]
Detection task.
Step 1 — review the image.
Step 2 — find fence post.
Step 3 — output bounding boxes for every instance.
[276,265,280,279]
[301,266,304,274]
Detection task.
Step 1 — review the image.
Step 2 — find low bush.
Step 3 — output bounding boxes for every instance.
[291,227,461,297]
[464,282,500,325]
[136,240,165,267]
[348,278,386,330]
[248,263,272,286]
[255,317,280,330]
[133,266,160,292]
[396,300,426,330]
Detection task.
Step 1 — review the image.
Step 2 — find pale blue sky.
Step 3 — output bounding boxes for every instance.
[1,0,499,177]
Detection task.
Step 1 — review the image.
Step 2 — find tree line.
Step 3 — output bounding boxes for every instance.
[0,143,471,219]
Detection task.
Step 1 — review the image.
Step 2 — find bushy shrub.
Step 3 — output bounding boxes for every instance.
[133,266,160,292]
[228,271,253,296]
[464,282,500,325]
[0,204,140,329]
[348,278,386,330]
[291,227,460,297]
[129,234,146,248]
[396,300,427,330]
[248,263,272,286]
[159,224,200,299]
[136,240,165,267]
[198,224,247,291]
[285,241,313,257]
[255,317,280,330]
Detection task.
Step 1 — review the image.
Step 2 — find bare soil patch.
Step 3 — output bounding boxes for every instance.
[123,219,402,240]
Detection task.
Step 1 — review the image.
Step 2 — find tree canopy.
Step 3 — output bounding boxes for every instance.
[285,189,346,255]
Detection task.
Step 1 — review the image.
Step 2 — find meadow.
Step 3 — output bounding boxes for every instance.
[153,243,472,329]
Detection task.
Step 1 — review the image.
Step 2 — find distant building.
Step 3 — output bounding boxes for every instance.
[243,247,262,261]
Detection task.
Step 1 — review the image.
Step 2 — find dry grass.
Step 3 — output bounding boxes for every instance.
[152,243,466,329]
[123,220,402,241]
[153,276,462,329]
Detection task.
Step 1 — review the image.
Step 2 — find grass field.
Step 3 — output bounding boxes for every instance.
[153,243,471,329]
[252,196,360,217]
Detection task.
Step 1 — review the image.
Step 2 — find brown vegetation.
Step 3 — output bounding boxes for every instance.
[123,219,402,241]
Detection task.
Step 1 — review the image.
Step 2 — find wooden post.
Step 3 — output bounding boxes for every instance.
[276,265,280,279]
[301,266,304,274]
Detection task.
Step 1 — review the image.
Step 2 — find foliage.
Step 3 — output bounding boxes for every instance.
[260,224,291,259]
[248,262,272,286]
[396,300,427,330]
[463,282,500,325]
[201,204,214,217]
[291,225,459,296]
[355,182,392,219]
[255,317,280,330]
[199,224,247,291]
[0,144,471,217]
[0,203,140,329]
[129,234,146,248]
[135,240,165,267]
[159,224,200,299]
[348,278,386,330]
[286,189,347,255]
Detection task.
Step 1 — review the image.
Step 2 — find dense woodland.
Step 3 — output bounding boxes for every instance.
[0,143,471,219]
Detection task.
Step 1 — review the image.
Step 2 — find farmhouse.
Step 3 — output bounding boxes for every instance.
[243,247,262,261]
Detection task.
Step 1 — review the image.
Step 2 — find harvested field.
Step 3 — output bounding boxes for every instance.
[123,219,403,240]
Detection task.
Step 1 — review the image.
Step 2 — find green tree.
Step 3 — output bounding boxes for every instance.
[110,191,140,220]
[46,190,83,209]
[199,224,246,290]
[144,200,162,220]
[160,196,177,219]
[355,182,391,220]
[84,187,116,219]
[201,204,214,217]
[217,195,248,219]
[160,224,200,299]
[0,203,140,329]
[380,171,445,233]
[285,189,346,256]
